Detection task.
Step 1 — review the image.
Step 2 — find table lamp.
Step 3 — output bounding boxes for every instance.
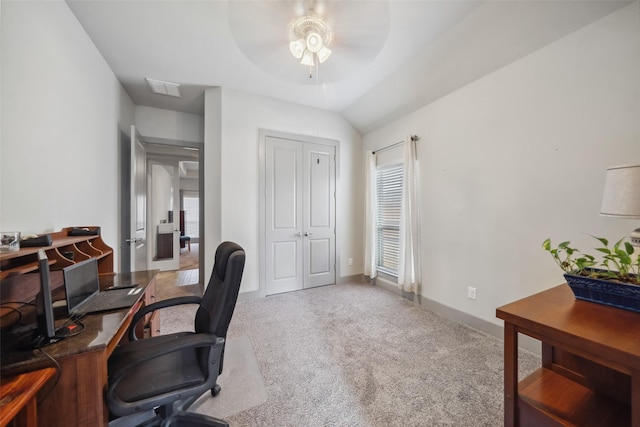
[600,164,640,246]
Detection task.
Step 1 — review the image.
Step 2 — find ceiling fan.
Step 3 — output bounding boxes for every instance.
[227,0,391,85]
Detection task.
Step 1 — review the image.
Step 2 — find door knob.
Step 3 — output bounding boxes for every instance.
[295,232,303,237]
[304,232,312,237]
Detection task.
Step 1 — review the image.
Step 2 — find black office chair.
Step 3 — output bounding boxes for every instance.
[107,241,245,427]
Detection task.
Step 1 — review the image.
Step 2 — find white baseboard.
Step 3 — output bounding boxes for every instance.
[336,274,366,284]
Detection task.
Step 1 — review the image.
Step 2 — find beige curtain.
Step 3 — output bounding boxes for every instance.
[364,150,377,279]
[398,136,421,294]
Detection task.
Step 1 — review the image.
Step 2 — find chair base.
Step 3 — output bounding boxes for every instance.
[110,411,229,427]
[161,412,229,427]
[211,383,221,397]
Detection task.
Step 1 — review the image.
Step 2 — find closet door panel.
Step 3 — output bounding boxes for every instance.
[265,137,303,295]
[303,143,336,289]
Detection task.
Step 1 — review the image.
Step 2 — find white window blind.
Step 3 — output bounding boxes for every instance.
[375,164,403,276]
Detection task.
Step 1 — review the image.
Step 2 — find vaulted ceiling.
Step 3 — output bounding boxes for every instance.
[66,0,631,134]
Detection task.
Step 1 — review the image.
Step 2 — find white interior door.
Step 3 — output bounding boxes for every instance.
[130,125,148,272]
[304,143,336,288]
[265,137,304,295]
[264,136,336,295]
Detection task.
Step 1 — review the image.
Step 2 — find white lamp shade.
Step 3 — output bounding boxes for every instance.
[317,46,331,63]
[306,32,323,53]
[289,39,305,59]
[300,50,315,66]
[600,164,640,218]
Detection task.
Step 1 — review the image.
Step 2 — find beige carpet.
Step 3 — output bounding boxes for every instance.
[226,283,539,426]
[159,283,540,426]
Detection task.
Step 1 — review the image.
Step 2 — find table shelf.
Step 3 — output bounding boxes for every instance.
[518,368,629,427]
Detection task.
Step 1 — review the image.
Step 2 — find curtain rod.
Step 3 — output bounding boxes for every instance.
[372,135,419,155]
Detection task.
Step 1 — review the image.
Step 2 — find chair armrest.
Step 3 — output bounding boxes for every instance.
[129,295,202,341]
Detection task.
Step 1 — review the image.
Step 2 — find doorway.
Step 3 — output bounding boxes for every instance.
[260,130,338,296]
[120,135,204,285]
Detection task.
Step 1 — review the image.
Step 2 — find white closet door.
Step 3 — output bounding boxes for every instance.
[265,137,336,295]
[303,143,336,288]
[265,137,304,295]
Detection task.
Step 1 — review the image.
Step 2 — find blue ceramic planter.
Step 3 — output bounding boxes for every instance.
[564,270,640,313]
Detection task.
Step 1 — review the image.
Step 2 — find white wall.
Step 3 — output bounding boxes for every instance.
[363,3,640,326]
[1,0,134,270]
[149,164,174,260]
[180,178,199,192]
[203,88,223,282]
[211,89,363,293]
[134,106,204,143]
[150,165,174,225]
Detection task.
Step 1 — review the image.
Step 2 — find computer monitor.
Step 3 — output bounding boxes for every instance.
[35,249,56,341]
[19,249,60,349]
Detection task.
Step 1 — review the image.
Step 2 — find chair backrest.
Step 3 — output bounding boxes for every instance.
[194,241,245,338]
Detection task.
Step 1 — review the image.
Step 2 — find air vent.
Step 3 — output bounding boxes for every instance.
[145,78,182,98]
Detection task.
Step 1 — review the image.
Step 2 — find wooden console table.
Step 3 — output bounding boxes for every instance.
[1,270,158,427]
[496,284,640,426]
[0,367,56,427]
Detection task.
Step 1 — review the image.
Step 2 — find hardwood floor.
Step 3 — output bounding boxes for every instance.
[156,242,202,300]
[179,242,199,270]
[156,271,202,300]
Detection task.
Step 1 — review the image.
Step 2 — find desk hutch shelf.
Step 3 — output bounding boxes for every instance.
[0,226,113,317]
[0,226,113,281]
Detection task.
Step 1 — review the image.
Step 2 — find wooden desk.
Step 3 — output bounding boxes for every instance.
[0,368,56,427]
[497,284,640,427]
[1,270,158,427]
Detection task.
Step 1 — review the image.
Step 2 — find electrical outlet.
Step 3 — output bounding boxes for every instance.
[348,257,353,266]
[468,286,477,300]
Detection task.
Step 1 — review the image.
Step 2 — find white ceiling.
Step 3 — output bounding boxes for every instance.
[66,0,631,134]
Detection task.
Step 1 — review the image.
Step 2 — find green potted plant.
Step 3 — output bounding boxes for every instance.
[543,237,640,312]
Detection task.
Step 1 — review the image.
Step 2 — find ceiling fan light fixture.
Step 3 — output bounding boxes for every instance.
[317,46,331,63]
[288,15,332,74]
[289,39,306,59]
[300,49,315,66]
[306,32,323,53]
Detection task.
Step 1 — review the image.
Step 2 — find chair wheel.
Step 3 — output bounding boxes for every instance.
[211,384,221,397]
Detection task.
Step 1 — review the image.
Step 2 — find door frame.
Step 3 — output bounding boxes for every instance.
[258,129,340,298]
[119,129,132,274]
[120,134,205,284]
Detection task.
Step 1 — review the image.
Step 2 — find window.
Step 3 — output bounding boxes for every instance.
[375,164,403,276]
